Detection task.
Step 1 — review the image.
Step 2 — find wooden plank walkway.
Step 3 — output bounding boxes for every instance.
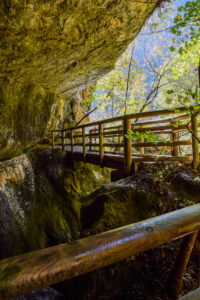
[50,105,200,174]
[65,149,192,171]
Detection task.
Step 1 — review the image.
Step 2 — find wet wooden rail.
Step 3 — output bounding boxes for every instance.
[0,204,200,299]
[50,106,200,175]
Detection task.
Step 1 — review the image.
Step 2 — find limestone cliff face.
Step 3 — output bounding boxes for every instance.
[0,0,160,159]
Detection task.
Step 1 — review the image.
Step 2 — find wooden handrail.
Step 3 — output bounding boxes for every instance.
[103,140,192,147]
[103,113,190,130]
[0,204,200,299]
[49,106,200,132]
[67,105,199,130]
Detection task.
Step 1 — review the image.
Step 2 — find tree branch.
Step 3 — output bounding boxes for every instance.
[124,44,135,115]
[75,90,112,126]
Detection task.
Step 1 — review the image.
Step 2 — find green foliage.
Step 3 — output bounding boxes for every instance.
[125,129,164,145]
[81,85,97,112]
[81,1,199,125]
[169,0,200,75]
[171,0,200,51]
[82,45,147,118]
[153,0,200,112]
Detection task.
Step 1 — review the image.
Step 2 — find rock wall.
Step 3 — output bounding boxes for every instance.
[0,80,69,160]
[0,150,110,258]
[0,154,35,258]
[0,0,161,159]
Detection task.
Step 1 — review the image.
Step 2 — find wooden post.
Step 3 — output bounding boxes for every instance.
[89,130,92,151]
[170,121,179,156]
[71,129,74,154]
[99,124,104,166]
[95,129,97,147]
[82,127,86,161]
[1,204,200,299]
[118,126,121,153]
[168,231,198,298]
[124,117,132,175]
[140,126,144,154]
[191,113,199,169]
[61,131,65,151]
[52,132,54,150]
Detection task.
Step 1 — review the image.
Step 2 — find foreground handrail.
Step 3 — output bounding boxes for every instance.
[0,204,200,299]
[179,287,200,299]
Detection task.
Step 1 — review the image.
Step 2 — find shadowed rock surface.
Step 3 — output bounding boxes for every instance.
[15,288,65,300]
[65,163,200,300]
[0,150,110,258]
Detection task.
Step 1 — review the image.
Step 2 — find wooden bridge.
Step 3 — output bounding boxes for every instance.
[0,106,200,299]
[50,105,200,174]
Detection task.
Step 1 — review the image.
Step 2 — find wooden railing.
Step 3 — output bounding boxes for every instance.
[50,106,200,174]
[0,204,200,299]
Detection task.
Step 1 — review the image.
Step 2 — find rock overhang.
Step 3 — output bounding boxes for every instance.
[0,0,163,98]
[0,0,164,160]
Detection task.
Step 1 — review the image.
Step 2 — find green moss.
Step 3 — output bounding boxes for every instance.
[0,264,21,284]
[0,78,66,161]
[63,161,111,222]
[26,172,79,251]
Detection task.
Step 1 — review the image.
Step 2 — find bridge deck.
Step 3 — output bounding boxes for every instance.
[66,149,192,171]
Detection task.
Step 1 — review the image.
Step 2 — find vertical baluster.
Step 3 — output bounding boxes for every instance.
[140,126,144,155]
[82,127,86,161]
[52,132,55,150]
[124,117,132,175]
[71,129,74,154]
[170,121,174,156]
[95,128,97,149]
[99,123,104,166]
[191,113,199,169]
[118,126,121,153]
[89,130,92,151]
[61,131,65,151]
[170,121,178,156]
